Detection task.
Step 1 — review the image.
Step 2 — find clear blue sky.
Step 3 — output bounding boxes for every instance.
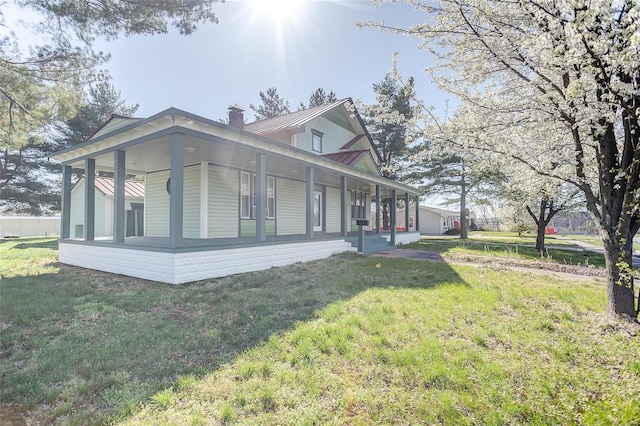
[95,0,450,121]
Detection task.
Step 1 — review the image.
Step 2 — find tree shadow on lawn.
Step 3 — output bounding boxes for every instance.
[0,252,464,423]
[0,238,58,251]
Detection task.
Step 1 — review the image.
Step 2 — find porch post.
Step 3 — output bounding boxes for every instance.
[61,165,72,239]
[405,192,410,233]
[415,195,420,233]
[390,189,396,245]
[340,176,348,236]
[306,166,314,239]
[113,150,126,243]
[375,185,380,234]
[169,133,184,248]
[255,153,266,242]
[84,158,95,241]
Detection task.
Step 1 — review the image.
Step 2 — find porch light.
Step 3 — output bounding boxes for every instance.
[290,169,298,175]
[184,147,196,154]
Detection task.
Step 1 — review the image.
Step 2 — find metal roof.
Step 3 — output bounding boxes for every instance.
[90,176,145,198]
[321,150,371,167]
[244,99,352,135]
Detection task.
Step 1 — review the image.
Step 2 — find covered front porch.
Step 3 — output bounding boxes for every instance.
[54,108,421,283]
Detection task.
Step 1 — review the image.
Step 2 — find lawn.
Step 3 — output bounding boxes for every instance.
[1,238,639,425]
[411,233,608,268]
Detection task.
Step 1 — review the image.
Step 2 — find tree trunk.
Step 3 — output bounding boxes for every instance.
[602,232,637,321]
[535,221,546,252]
[459,173,468,239]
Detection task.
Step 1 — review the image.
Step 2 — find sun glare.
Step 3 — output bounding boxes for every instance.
[248,0,303,27]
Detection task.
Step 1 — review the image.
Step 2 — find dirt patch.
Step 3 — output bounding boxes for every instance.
[0,404,29,426]
[377,249,609,280]
[443,252,607,278]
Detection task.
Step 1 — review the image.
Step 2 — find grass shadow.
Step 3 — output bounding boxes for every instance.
[0,249,464,424]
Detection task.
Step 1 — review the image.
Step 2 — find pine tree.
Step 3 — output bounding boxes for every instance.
[0,82,138,214]
[249,87,290,120]
[362,75,416,229]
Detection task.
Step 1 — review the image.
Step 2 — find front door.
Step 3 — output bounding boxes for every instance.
[313,191,322,232]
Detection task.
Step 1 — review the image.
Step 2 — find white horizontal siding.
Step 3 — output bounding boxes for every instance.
[183,165,201,239]
[145,170,170,237]
[296,116,356,154]
[59,240,356,285]
[276,178,306,235]
[325,186,342,233]
[70,180,107,238]
[208,165,238,238]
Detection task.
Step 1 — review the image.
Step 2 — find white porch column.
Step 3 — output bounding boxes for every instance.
[169,133,184,248]
[113,150,126,243]
[84,159,95,241]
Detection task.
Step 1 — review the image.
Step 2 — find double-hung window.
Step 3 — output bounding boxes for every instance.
[351,191,368,219]
[240,172,251,219]
[311,129,323,153]
[240,172,276,219]
[266,176,276,219]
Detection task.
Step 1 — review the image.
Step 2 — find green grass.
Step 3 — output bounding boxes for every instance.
[1,237,639,425]
[409,235,607,268]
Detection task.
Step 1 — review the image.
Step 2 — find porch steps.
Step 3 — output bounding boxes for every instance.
[346,233,394,255]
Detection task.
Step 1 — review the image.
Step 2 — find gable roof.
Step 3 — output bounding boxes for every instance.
[73,176,145,198]
[88,114,143,141]
[244,98,382,163]
[244,99,348,135]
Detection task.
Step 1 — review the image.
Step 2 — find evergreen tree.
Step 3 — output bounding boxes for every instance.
[249,87,290,120]
[308,88,337,108]
[0,82,138,214]
[1,0,221,152]
[362,75,416,229]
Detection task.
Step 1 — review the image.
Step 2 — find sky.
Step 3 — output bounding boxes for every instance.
[89,0,450,122]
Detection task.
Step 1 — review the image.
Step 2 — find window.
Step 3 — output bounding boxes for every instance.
[351,191,368,219]
[240,172,251,219]
[311,129,323,152]
[240,172,276,219]
[267,176,276,219]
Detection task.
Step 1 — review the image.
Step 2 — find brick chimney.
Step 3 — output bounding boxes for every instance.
[228,106,244,130]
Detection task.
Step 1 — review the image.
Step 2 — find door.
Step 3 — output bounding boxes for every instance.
[313,191,322,232]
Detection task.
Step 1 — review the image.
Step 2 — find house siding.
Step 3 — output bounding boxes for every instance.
[183,165,201,239]
[208,165,238,238]
[325,186,342,233]
[145,170,170,237]
[276,178,306,235]
[296,116,356,154]
[69,180,107,238]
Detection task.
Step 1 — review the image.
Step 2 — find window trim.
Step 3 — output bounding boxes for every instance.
[240,171,251,219]
[266,176,276,219]
[240,171,276,220]
[311,129,323,153]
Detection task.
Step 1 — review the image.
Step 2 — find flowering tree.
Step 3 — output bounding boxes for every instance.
[364,0,640,321]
